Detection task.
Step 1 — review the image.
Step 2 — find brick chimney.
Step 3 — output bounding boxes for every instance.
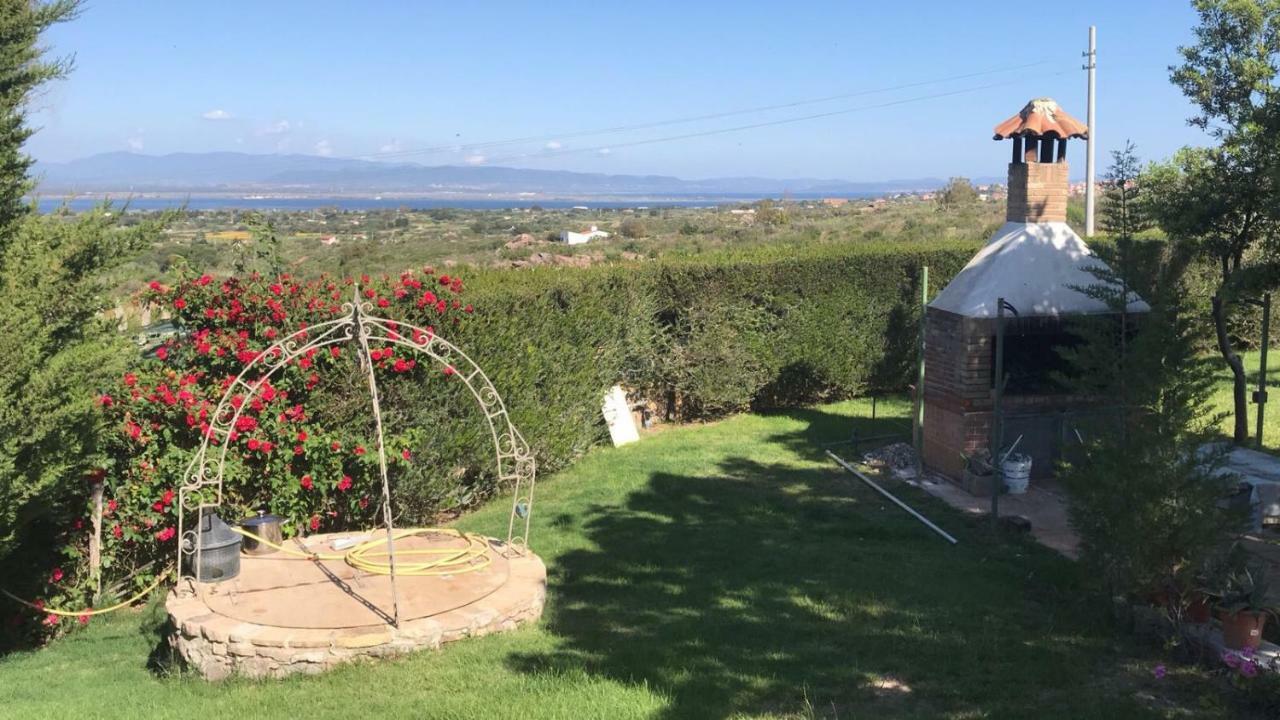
[993,98,1088,223]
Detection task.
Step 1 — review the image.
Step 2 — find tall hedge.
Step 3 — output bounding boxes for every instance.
[449,240,978,476]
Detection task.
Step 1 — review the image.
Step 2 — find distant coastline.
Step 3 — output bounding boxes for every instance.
[32,191,886,213]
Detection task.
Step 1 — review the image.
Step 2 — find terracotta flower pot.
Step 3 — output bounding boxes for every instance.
[1218,609,1268,651]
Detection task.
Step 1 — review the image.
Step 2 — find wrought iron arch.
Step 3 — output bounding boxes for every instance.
[177,289,536,618]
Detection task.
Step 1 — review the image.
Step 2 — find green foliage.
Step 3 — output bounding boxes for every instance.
[1057,236,1243,603]
[0,0,79,246]
[0,209,168,635]
[618,218,647,239]
[1099,141,1153,238]
[1155,0,1280,444]
[937,177,978,210]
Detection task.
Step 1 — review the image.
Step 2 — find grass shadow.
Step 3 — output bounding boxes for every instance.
[508,434,1156,718]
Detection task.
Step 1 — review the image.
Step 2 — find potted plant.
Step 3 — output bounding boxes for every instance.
[1214,564,1273,651]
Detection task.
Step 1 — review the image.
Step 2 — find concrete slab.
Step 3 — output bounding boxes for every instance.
[907,472,1080,558]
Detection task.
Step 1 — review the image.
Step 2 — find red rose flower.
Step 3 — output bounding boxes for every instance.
[247,438,261,451]
[401,449,412,461]
[155,527,176,542]
[337,475,352,492]
[330,441,341,451]
[174,298,186,310]
[50,568,63,583]
[354,446,366,456]
[123,372,138,387]
[309,515,320,531]
[297,430,308,442]
[111,525,122,539]
[155,346,168,361]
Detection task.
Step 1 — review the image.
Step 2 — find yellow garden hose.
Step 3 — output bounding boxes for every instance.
[1,566,173,618]
[230,526,493,576]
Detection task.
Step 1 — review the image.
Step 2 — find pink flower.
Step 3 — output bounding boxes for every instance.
[77,614,89,625]
[155,346,168,361]
[50,568,63,583]
[43,613,59,627]
[401,449,412,461]
[1241,660,1259,678]
[154,527,176,542]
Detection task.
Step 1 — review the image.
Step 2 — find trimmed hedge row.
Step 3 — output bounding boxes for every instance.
[445,240,979,483]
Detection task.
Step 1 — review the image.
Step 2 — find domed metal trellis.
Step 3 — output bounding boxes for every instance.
[176,288,536,626]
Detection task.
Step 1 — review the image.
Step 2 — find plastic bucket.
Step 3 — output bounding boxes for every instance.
[1002,453,1032,494]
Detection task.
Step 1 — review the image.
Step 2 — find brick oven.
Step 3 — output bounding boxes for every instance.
[921,98,1148,489]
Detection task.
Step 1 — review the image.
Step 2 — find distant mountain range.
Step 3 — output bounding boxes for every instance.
[32,152,989,198]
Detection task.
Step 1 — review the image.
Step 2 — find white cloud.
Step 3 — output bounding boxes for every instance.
[597,147,612,156]
[465,154,486,165]
[202,109,233,121]
[544,140,562,150]
[314,139,333,157]
[126,134,144,152]
[379,139,402,153]
[258,120,292,136]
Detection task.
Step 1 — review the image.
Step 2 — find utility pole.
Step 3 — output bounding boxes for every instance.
[1083,25,1097,236]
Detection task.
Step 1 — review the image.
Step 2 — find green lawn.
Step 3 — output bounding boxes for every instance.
[0,399,1248,719]
[1210,349,1280,448]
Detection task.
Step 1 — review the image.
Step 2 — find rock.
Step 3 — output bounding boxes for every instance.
[863,442,919,479]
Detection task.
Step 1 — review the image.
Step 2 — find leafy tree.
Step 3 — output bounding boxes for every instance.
[0,2,171,642]
[0,209,167,572]
[1099,141,1152,238]
[619,218,647,239]
[1146,0,1280,443]
[937,177,978,210]
[0,0,79,247]
[1058,200,1241,606]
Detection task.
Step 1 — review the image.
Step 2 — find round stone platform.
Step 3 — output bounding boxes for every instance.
[166,530,545,680]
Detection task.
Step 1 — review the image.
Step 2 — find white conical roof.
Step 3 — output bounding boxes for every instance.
[929,221,1150,318]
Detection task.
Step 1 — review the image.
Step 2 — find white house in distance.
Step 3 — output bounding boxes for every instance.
[560,225,610,245]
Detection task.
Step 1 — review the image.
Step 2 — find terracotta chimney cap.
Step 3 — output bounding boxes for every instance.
[993,98,1088,141]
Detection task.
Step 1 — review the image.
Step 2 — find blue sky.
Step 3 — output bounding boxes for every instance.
[28,1,1210,181]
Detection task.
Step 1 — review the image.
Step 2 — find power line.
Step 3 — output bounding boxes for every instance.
[481,68,1075,165]
[351,60,1056,162]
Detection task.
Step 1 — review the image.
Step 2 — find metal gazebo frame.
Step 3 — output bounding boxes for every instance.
[176,289,536,626]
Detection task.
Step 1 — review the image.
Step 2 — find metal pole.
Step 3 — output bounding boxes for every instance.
[827,450,958,545]
[353,287,401,627]
[913,266,928,456]
[1084,25,1097,237]
[1257,293,1271,449]
[991,298,1007,528]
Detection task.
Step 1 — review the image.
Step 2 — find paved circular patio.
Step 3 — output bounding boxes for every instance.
[166,531,545,680]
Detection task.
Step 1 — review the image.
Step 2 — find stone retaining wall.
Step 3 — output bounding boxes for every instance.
[166,551,546,680]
